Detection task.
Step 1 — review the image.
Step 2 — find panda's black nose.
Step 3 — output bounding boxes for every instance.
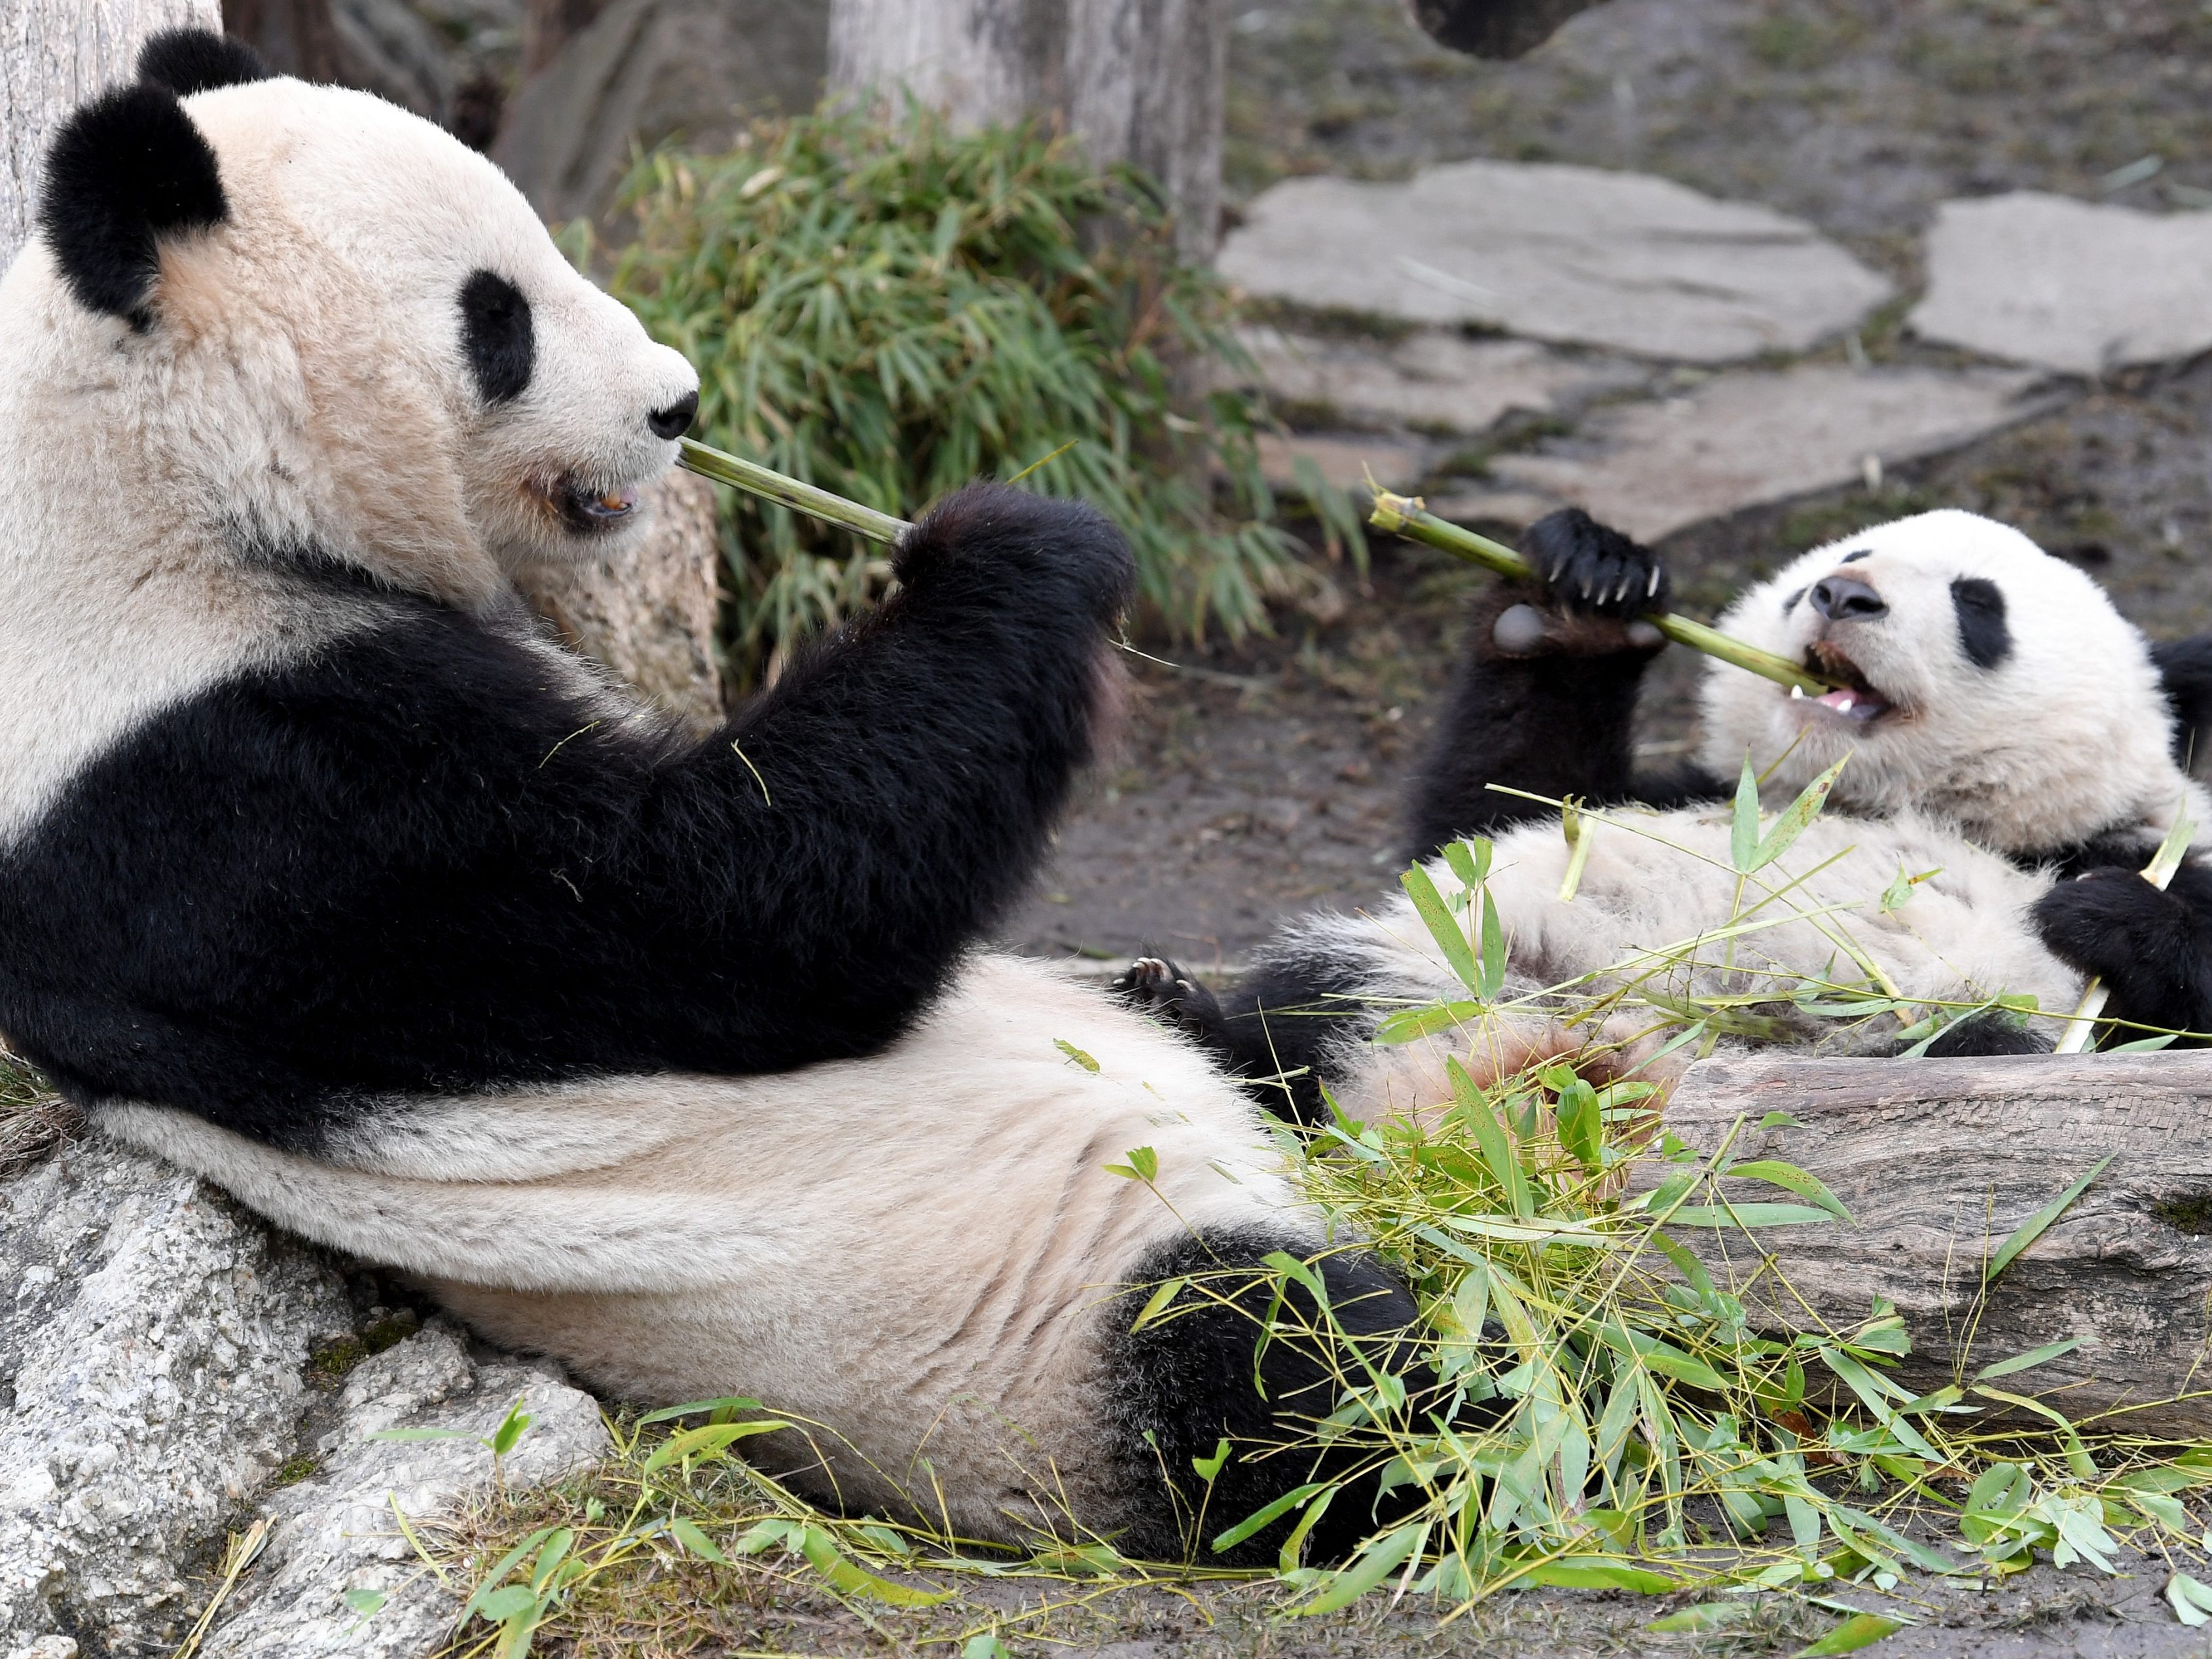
[1809,575,1885,621]
[647,392,697,441]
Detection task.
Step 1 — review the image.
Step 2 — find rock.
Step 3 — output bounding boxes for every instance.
[1431,363,2053,543]
[1218,160,1895,363]
[1235,327,1642,434]
[0,1140,352,1656]
[1254,431,1430,494]
[203,1322,606,1658]
[517,467,726,729]
[1910,192,2212,376]
[493,0,828,224]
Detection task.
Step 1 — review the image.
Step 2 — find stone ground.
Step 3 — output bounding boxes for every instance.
[1004,0,2212,968]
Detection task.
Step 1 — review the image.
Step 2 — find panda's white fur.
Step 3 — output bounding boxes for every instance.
[105,955,1311,1537]
[1,34,1415,1559]
[1699,509,2205,858]
[1250,511,2205,1122]
[0,74,692,841]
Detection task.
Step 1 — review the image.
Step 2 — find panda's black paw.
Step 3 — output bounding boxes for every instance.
[1487,509,1668,659]
[1111,955,1228,1046]
[1919,1010,2050,1058]
[896,482,1136,625]
[2031,869,2209,1038]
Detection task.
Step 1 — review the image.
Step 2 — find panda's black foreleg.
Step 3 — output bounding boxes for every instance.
[2031,857,2212,1045]
[1107,1230,1434,1564]
[1112,951,1368,1126]
[1405,509,1714,860]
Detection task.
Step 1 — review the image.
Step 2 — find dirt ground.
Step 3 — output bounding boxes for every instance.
[1004,0,2212,968]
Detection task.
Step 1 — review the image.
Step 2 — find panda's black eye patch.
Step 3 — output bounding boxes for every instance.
[1950,576,2011,669]
[460,270,533,404]
[1782,586,1806,615]
[1840,549,1871,564]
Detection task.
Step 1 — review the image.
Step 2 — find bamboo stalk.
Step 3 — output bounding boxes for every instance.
[678,437,911,545]
[1369,491,1840,695]
[2052,805,2197,1055]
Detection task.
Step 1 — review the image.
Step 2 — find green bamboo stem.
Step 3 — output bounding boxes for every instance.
[1369,491,1840,695]
[678,437,911,545]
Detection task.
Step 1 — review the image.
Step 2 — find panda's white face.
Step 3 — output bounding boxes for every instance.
[1697,509,2198,857]
[4,73,698,605]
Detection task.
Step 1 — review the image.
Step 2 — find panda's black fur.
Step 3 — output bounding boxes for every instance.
[0,30,1433,1562]
[1125,509,2212,1118]
[0,492,1132,1148]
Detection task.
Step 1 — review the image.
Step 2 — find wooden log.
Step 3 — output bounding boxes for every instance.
[1648,1052,2212,1437]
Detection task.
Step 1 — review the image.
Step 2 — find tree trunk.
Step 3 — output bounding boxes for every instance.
[522,0,608,77]
[220,0,340,82]
[0,0,222,272]
[1648,1052,2212,1436]
[826,0,1227,263]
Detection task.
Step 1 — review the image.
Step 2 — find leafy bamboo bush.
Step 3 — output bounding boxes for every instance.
[423,779,2212,1658]
[591,105,1356,686]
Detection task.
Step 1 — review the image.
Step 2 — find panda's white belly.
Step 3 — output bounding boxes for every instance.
[1284,806,2084,1122]
[94,953,1309,1539]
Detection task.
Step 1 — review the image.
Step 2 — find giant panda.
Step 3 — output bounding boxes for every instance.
[1119,508,2212,1123]
[0,30,1424,1560]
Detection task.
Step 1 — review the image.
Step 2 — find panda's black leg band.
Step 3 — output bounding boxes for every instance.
[1104,1230,1427,1565]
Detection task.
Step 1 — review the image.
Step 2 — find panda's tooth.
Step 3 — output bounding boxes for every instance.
[1647,568,1661,596]
[1790,684,1805,699]
[1838,694,1855,711]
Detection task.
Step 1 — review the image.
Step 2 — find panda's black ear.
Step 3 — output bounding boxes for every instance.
[137,29,272,97]
[38,82,228,328]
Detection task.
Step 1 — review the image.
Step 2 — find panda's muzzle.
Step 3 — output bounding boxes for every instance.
[1795,638,1893,723]
[551,477,638,533]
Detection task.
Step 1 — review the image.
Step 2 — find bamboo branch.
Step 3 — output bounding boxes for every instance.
[1369,490,1840,695]
[678,437,911,545]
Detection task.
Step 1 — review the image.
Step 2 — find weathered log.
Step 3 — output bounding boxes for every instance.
[1650,1052,2212,1437]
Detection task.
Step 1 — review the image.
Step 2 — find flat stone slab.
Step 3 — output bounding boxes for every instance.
[1233,327,1642,433]
[1219,160,1895,363]
[1432,363,2050,542]
[1910,192,2212,375]
[1254,431,1430,493]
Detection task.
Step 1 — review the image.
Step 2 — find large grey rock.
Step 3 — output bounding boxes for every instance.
[1910,192,2212,376]
[1218,161,1895,364]
[0,1140,352,1655]
[204,1322,606,1658]
[1434,363,2051,541]
[494,0,828,224]
[1235,327,1642,435]
[517,467,726,730]
[0,1131,607,1659]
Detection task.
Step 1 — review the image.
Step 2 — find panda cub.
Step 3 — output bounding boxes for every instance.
[1125,509,2212,1123]
[0,31,1420,1559]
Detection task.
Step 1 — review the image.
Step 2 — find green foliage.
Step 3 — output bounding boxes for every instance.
[593,103,1354,684]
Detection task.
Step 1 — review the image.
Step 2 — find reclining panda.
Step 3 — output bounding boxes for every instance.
[1122,509,2212,1123]
[0,31,1421,1560]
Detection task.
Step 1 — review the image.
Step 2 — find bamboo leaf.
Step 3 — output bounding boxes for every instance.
[1732,757,1761,873]
[1403,864,1481,993]
[1724,1158,1853,1222]
[1747,756,1851,871]
[1987,1156,2113,1284]
[1795,1612,1906,1655]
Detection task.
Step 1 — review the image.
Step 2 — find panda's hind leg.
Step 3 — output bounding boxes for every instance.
[1102,1228,1426,1563]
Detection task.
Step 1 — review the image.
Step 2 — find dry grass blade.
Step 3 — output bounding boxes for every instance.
[170,1516,271,1659]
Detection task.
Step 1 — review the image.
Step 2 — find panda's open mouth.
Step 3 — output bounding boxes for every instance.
[550,477,639,534]
[1794,640,1894,724]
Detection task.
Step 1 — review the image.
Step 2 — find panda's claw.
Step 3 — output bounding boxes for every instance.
[1110,954,1228,1043]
